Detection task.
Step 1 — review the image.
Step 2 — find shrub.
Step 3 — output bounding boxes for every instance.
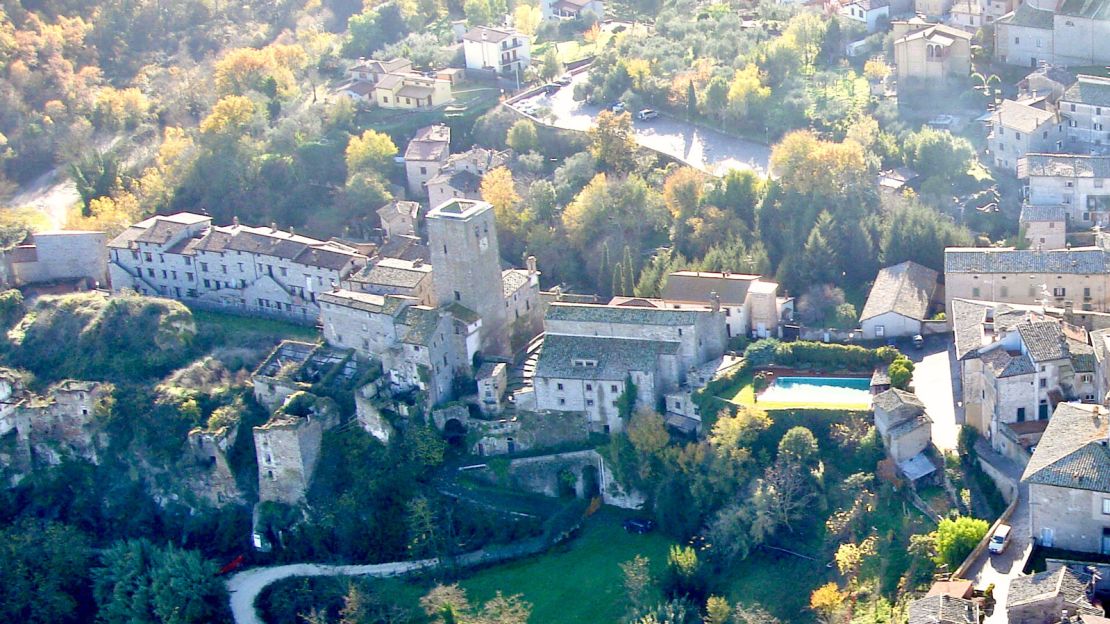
[933,516,989,568]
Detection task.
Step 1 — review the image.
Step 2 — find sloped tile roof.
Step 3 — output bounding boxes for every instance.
[1023,403,1110,492]
[997,2,1054,29]
[944,247,1110,274]
[860,261,938,322]
[1059,0,1110,20]
[907,595,978,624]
[1063,75,1110,108]
[1021,153,1110,179]
[663,271,763,306]
[534,334,680,380]
[1019,204,1067,222]
[1007,567,1099,613]
[502,269,531,298]
[996,99,1057,134]
[546,302,702,326]
[981,347,1036,377]
[1017,320,1069,362]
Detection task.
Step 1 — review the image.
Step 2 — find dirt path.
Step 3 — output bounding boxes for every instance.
[4,166,78,229]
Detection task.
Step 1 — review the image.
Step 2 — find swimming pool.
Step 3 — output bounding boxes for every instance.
[758,376,872,406]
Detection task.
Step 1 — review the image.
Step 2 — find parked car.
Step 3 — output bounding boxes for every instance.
[912,334,924,349]
[555,74,573,86]
[623,518,656,534]
[988,524,1011,554]
[541,83,560,95]
[609,101,626,114]
[636,108,659,121]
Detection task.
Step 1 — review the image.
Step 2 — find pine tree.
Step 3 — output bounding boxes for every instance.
[612,262,624,297]
[802,214,839,285]
[599,242,611,298]
[687,81,697,119]
[622,245,635,296]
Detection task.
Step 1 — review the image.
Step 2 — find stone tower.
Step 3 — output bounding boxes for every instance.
[427,198,508,355]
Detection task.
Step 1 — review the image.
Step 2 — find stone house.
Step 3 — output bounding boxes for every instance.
[947,0,983,33]
[319,290,470,407]
[335,60,452,110]
[462,26,531,76]
[841,0,889,32]
[1020,204,1068,250]
[892,19,973,88]
[403,125,451,198]
[108,213,369,322]
[533,302,727,434]
[944,246,1110,313]
[343,257,434,304]
[1021,66,1077,104]
[0,230,108,290]
[913,0,952,20]
[859,261,939,340]
[376,200,425,240]
[660,270,783,339]
[996,0,1110,69]
[1020,153,1110,227]
[254,393,340,505]
[878,167,921,196]
[477,361,508,415]
[1023,403,1110,553]
[872,388,933,464]
[1060,75,1110,153]
[953,299,1097,454]
[1006,567,1101,621]
[988,99,1064,172]
[906,594,979,624]
[426,147,509,210]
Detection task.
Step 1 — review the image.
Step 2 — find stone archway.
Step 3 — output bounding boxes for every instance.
[443,418,467,449]
[580,464,600,498]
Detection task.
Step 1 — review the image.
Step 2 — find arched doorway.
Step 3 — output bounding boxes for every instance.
[581,465,600,498]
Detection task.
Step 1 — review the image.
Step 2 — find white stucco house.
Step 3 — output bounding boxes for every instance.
[859,261,940,339]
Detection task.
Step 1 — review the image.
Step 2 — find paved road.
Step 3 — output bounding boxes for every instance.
[961,442,1031,624]
[510,72,771,177]
[909,337,962,452]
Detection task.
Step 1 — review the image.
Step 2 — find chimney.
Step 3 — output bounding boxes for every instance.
[271,222,278,232]
[527,255,537,275]
[709,291,721,313]
[232,216,240,227]
[289,226,295,237]
[412,258,424,268]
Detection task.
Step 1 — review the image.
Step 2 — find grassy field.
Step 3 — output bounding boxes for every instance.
[460,507,673,623]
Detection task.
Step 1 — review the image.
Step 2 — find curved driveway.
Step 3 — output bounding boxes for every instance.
[512,72,771,177]
[226,558,440,624]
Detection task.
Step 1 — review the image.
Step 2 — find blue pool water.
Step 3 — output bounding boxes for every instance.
[759,376,872,405]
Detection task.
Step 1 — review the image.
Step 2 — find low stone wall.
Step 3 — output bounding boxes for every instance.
[977,454,1018,504]
[465,449,645,509]
[950,452,1021,580]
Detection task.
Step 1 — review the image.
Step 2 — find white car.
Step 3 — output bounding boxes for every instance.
[988,524,1011,555]
[637,109,659,121]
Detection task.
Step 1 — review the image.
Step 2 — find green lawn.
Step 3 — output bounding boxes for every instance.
[460,507,673,623]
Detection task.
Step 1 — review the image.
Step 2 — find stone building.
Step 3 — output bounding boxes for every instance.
[1006,567,1101,621]
[952,299,1097,456]
[343,257,434,304]
[1020,153,1110,227]
[403,125,451,197]
[254,392,340,505]
[873,388,933,464]
[892,19,972,88]
[476,361,508,415]
[906,594,979,624]
[1020,204,1068,250]
[185,423,242,506]
[319,290,472,406]
[426,147,508,210]
[660,270,784,339]
[533,302,727,433]
[0,230,108,290]
[988,99,1064,172]
[1023,403,1110,553]
[944,246,1110,313]
[1060,75,1110,153]
[859,261,940,340]
[377,200,425,240]
[995,0,1110,69]
[108,212,369,322]
[427,199,539,355]
[0,379,111,485]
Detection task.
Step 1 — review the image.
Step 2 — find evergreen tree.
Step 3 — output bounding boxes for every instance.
[687,81,697,119]
[801,213,839,285]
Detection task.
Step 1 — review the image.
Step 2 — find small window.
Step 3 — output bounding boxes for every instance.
[586,399,594,406]
[611,385,618,393]
[1103,498,1110,515]
[557,383,564,391]
[558,398,566,406]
